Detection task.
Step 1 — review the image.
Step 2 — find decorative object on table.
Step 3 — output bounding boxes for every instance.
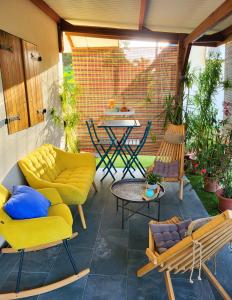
[120,100,129,112]
[148,124,185,200]
[104,107,135,116]
[108,98,115,110]
[137,210,232,300]
[18,144,97,230]
[146,172,161,190]
[110,178,165,229]
[0,184,90,299]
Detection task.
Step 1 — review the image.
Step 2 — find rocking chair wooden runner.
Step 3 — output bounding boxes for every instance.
[0,185,90,299]
[151,124,185,200]
[137,211,232,300]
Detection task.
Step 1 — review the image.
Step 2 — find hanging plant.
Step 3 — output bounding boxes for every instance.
[50,70,81,153]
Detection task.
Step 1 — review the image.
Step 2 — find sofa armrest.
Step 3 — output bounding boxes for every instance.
[37,188,63,206]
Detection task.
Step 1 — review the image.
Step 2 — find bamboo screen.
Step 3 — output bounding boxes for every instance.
[72,45,178,155]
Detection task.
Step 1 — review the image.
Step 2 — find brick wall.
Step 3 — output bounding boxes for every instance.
[72,45,178,155]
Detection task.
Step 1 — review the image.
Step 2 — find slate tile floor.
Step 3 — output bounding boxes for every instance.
[0,169,232,299]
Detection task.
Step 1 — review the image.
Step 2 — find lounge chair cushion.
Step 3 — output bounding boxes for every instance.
[153,160,179,178]
[150,219,191,253]
[164,132,185,144]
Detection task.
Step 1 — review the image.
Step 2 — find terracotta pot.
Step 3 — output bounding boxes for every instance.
[216,189,232,212]
[204,177,219,193]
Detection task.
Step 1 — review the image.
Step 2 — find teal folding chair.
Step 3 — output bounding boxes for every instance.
[122,121,152,179]
[86,119,117,180]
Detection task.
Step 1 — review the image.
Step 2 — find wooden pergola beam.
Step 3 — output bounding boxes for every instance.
[138,0,148,30]
[60,20,180,43]
[184,0,232,47]
[30,0,61,23]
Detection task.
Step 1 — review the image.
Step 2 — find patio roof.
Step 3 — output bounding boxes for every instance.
[30,0,232,96]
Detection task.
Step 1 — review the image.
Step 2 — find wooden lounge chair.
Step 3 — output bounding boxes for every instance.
[137,211,232,300]
[150,124,185,200]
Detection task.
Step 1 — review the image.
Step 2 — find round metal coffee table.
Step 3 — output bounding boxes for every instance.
[110,178,165,229]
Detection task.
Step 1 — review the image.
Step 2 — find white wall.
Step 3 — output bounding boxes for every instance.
[0,0,62,193]
[0,0,63,246]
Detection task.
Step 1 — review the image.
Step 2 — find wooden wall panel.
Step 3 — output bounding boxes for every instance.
[22,40,44,126]
[0,30,29,134]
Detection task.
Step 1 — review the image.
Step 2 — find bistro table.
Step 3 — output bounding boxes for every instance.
[110,178,165,229]
[98,119,140,180]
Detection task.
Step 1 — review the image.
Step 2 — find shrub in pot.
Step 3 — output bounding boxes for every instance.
[146,172,161,189]
[216,131,232,211]
[217,170,232,211]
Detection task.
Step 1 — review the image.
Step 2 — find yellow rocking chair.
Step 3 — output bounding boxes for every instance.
[0,184,90,299]
[137,211,232,300]
[150,124,185,200]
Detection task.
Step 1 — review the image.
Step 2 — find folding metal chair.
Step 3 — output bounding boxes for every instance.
[86,119,117,180]
[122,121,152,179]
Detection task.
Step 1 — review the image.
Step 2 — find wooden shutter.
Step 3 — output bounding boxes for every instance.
[22,40,44,126]
[0,30,29,134]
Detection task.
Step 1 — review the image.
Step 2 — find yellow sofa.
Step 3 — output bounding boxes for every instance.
[0,185,90,298]
[18,144,96,229]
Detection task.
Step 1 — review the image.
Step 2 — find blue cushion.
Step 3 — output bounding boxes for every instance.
[4,185,51,220]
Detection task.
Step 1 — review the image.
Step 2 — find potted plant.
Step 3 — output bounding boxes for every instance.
[217,169,232,211]
[146,172,161,189]
[216,129,232,211]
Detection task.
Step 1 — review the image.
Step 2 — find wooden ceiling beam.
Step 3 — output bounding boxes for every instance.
[30,0,61,23]
[60,20,180,43]
[184,0,232,47]
[138,0,148,30]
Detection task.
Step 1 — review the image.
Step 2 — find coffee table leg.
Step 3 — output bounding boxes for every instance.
[116,197,119,213]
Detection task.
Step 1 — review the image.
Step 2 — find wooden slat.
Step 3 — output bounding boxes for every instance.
[0,30,29,134]
[22,40,44,126]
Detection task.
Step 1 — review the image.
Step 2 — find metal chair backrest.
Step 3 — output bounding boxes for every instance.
[140,120,152,146]
[86,119,99,146]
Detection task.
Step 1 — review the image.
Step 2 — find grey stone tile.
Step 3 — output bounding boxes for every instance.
[0,253,19,289]
[128,216,149,251]
[83,274,126,300]
[39,242,92,299]
[206,246,232,299]
[0,271,47,297]
[38,279,87,300]
[12,245,61,273]
[91,229,128,275]
[172,278,215,300]
[73,211,102,248]
[44,241,92,283]
[127,273,167,300]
